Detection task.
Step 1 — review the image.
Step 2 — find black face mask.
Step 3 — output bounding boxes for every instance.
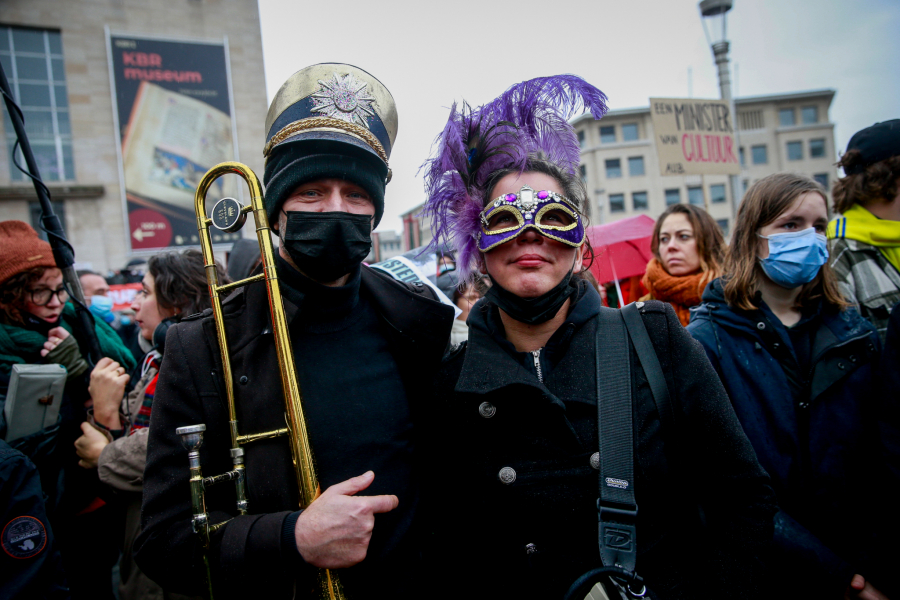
[484,267,577,325]
[281,211,372,282]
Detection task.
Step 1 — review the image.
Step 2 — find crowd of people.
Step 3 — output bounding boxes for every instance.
[0,63,897,600]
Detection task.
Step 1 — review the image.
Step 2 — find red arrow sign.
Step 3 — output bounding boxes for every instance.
[129,208,173,250]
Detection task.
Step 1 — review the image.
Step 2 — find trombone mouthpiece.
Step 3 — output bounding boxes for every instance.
[176,424,207,451]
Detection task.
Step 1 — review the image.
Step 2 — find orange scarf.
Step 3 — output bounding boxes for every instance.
[641,259,709,326]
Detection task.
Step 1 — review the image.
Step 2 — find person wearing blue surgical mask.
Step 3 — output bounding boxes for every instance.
[88,294,115,324]
[688,173,898,600]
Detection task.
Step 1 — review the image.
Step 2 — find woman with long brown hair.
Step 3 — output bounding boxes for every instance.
[687,173,897,599]
[73,249,222,600]
[641,204,724,326]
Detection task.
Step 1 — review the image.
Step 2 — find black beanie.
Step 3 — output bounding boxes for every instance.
[263,138,387,228]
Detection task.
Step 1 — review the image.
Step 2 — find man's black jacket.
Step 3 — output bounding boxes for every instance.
[135,265,452,598]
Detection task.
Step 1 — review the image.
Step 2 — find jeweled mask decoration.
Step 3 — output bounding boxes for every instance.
[478,184,584,252]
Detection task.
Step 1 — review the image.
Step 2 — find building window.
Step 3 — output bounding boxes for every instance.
[621,123,638,141]
[579,164,587,182]
[738,110,764,130]
[801,106,818,124]
[813,173,829,190]
[751,145,768,165]
[739,146,745,166]
[778,108,795,126]
[632,191,648,211]
[687,186,704,206]
[1,26,73,182]
[710,184,726,204]
[716,219,730,236]
[787,141,803,161]
[609,193,625,213]
[600,125,616,144]
[605,158,622,178]
[627,156,645,177]
[664,188,681,206]
[809,138,826,158]
[577,130,585,149]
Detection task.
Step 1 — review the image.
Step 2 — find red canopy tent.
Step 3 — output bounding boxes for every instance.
[583,214,656,306]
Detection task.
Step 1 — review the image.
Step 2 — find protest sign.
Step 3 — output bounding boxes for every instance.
[649,97,741,177]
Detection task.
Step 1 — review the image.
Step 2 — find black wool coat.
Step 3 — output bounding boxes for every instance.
[134,266,453,599]
[424,290,777,600]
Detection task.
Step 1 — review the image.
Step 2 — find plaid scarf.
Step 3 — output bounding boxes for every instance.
[130,352,159,433]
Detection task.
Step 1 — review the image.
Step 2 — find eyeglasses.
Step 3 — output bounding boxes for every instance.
[28,286,69,307]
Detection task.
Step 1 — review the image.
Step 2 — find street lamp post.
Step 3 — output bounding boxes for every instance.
[699,0,742,218]
[594,188,606,225]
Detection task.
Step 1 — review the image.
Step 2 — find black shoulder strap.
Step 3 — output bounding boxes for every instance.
[621,302,675,432]
[595,307,638,573]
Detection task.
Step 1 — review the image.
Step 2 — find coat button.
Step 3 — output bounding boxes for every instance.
[478,402,497,418]
[756,322,766,330]
[525,543,537,555]
[590,452,600,470]
[239,376,249,385]
[798,401,810,409]
[849,355,857,363]
[837,361,846,370]
[635,301,645,309]
[498,467,516,485]
[772,342,780,350]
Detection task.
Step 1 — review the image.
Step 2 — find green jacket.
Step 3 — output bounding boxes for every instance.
[0,303,136,376]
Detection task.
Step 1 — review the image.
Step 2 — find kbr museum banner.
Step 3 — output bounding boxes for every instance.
[106,31,242,252]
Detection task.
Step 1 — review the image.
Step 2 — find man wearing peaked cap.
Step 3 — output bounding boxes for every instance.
[136,64,453,599]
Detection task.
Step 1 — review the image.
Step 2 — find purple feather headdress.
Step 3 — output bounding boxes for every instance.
[421,75,609,280]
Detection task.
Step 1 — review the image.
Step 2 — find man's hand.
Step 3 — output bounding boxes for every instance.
[75,422,109,469]
[294,471,398,569]
[845,574,889,600]
[88,357,129,428]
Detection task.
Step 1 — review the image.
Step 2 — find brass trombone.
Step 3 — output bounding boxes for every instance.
[175,161,345,600]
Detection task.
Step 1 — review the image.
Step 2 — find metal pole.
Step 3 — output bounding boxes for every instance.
[712,41,742,221]
[0,61,102,363]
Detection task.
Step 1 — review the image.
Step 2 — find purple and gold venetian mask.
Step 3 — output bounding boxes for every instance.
[477,184,585,252]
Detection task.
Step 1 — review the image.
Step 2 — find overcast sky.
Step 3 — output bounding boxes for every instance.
[258,0,900,234]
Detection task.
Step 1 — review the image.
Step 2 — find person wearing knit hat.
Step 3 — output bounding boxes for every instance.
[263,63,397,284]
[828,119,900,341]
[0,220,135,600]
[135,65,454,599]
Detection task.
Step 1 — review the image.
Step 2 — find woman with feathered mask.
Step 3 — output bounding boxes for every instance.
[420,76,776,599]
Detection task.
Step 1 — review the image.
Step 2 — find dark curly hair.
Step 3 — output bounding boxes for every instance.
[0,266,54,325]
[148,249,229,317]
[833,151,900,214]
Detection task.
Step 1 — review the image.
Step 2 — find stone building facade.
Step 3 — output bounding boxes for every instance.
[573,89,837,236]
[0,0,267,273]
